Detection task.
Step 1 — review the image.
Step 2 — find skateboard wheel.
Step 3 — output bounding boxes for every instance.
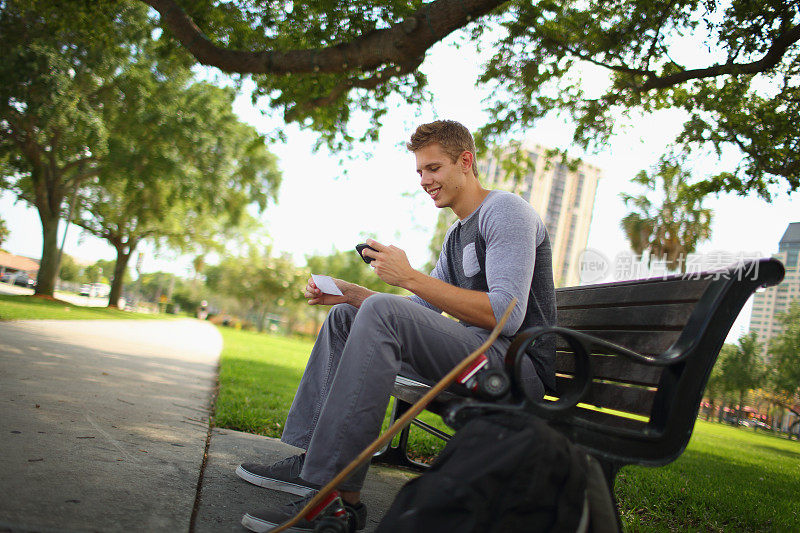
[315,516,347,533]
[476,369,510,399]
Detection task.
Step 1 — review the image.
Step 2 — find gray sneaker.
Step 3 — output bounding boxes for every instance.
[236,454,320,496]
[241,492,367,532]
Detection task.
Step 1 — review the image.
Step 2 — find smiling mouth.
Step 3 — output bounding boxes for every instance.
[427,187,441,200]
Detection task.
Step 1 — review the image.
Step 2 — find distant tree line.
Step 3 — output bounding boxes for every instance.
[703,302,800,437]
[74,245,406,336]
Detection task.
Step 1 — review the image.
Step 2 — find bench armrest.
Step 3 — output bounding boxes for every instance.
[505,326,679,418]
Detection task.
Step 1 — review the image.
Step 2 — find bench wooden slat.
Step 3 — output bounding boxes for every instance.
[555,376,655,417]
[568,406,650,431]
[557,302,695,330]
[554,329,681,356]
[556,277,712,308]
[555,352,663,386]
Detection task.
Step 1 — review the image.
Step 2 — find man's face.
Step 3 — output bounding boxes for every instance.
[415,143,467,210]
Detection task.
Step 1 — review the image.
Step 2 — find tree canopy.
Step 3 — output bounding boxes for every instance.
[718,332,765,422]
[205,246,305,331]
[72,65,281,306]
[0,0,279,301]
[768,301,800,399]
[144,0,800,197]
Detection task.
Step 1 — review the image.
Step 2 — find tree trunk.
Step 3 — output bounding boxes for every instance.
[34,211,61,297]
[738,391,745,424]
[109,247,133,308]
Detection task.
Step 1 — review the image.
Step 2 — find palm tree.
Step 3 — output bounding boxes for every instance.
[620,158,713,273]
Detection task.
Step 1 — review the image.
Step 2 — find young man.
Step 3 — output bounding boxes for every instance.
[239,120,556,532]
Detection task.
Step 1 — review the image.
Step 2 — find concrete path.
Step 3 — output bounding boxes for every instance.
[0,318,415,532]
[194,429,414,532]
[0,319,221,532]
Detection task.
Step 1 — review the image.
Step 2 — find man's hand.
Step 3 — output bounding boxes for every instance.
[362,239,497,331]
[304,277,348,306]
[362,239,417,288]
[304,277,377,308]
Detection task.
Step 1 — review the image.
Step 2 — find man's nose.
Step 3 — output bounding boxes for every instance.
[419,172,432,186]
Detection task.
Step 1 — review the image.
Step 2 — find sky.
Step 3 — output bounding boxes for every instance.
[1,29,797,339]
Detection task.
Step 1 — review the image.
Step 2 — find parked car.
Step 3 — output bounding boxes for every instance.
[752,420,772,430]
[80,283,110,298]
[13,274,35,288]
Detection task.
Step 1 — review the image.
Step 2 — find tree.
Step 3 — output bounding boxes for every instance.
[718,332,765,423]
[766,301,800,433]
[83,264,103,284]
[424,210,458,274]
[143,0,800,196]
[0,216,8,249]
[71,68,281,307]
[205,247,305,332]
[0,1,173,296]
[58,254,82,283]
[620,158,713,272]
[704,350,731,421]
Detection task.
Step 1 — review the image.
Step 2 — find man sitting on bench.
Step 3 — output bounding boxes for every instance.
[238,119,557,532]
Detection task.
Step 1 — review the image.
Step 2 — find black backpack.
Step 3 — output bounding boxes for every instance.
[376,411,619,533]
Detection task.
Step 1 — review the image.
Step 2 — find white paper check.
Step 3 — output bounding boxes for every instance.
[311,274,343,296]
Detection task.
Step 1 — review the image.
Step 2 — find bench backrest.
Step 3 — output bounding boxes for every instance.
[546,258,784,467]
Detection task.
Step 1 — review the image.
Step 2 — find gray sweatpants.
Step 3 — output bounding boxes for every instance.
[280,293,511,492]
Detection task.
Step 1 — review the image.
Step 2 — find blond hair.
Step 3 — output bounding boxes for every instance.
[406,120,478,177]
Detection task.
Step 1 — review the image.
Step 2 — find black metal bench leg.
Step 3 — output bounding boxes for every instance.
[593,458,623,532]
[373,398,439,471]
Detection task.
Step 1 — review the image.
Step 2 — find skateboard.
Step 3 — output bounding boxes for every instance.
[268,299,517,532]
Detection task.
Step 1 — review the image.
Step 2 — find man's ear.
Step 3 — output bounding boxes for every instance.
[460,150,474,172]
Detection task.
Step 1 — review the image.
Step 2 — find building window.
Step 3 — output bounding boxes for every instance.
[784,249,798,268]
[523,171,535,202]
[573,172,585,207]
[545,164,567,234]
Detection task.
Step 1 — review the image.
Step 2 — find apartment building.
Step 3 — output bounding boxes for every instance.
[478,143,601,287]
[748,222,800,346]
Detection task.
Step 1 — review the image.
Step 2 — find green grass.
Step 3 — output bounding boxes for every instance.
[214,326,452,458]
[616,420,800,531]
[0,294,163,320]
[215,328,800,531]
[214,327,315,435]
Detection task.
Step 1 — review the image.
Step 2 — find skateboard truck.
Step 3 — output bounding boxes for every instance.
[307,491,349,533]
[457,353,510,400]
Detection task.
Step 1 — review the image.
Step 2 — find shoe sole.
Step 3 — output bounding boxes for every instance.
[235,465,317,496]
[242,513,313,533]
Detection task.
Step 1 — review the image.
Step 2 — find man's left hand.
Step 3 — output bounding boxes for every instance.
[362,239,416,288]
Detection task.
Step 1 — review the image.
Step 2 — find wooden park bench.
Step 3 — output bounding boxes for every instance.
[374,258,786,493]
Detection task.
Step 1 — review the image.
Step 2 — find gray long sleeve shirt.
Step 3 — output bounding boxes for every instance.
[410,189,557,390]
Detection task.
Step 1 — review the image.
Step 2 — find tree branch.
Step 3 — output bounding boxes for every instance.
[643,1,678,72]
[637,24,800,91]
[65,167,100,189]
[142,0,504,75]
[564,46,655,78]
[62,155,97,174]
[287,56,425,118]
